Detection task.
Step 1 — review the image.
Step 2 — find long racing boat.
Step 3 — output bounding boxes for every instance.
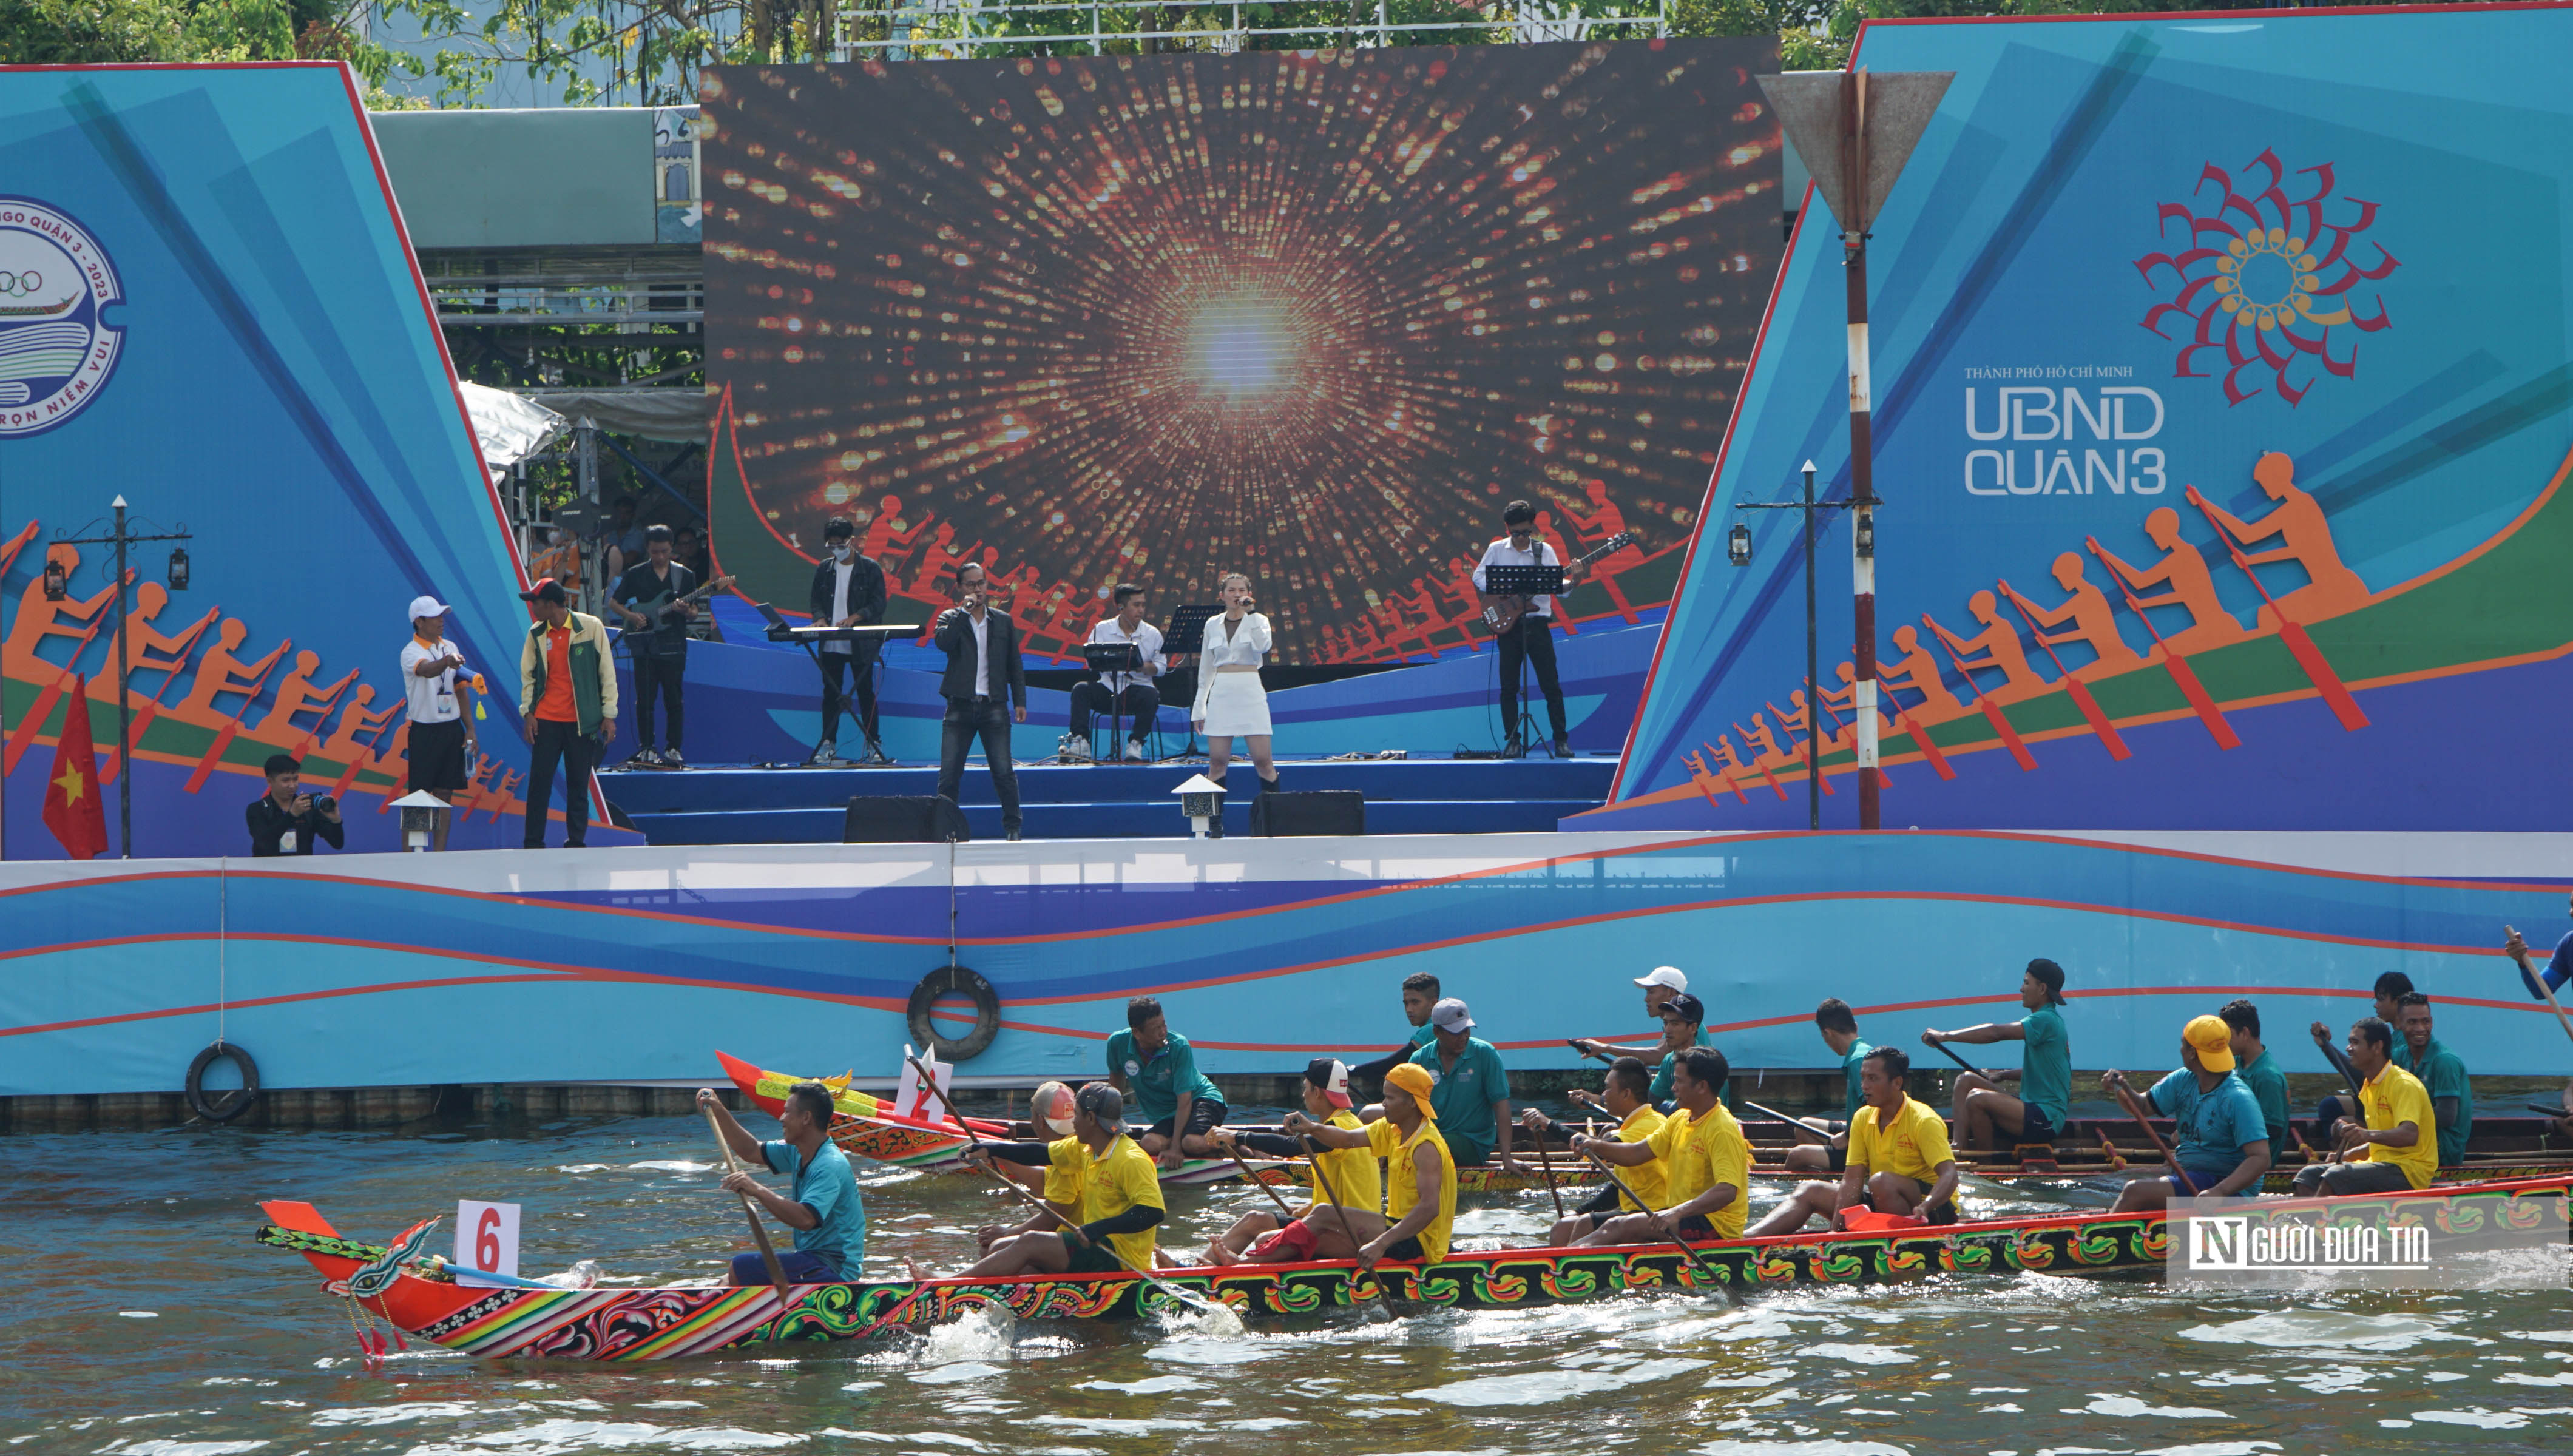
[254,1173,2573,1363]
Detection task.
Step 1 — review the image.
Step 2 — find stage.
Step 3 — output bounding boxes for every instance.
[603,754,1618,843]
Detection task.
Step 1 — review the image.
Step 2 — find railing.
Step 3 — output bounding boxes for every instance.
[839,0,1669,59]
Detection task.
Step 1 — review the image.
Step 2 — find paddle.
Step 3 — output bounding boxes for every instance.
[1533,1130,1568,1222]
[902,1055,1222,1316]
[1924,1037,1985,1076]
[1575,1143,1728,1292]
[2100,1071,2198,1196]
[1296,1133,1384,1316]
[700,1104,796,1320]
[1226,1144,1302,1224]
[2502,925,2573,1053]
[1743,1098,1836,1141]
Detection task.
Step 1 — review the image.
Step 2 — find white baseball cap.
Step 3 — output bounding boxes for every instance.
[407,595,451,624]
[1029,1080,1076,1138]
[1634,966,1688,993]
[1431,996,1475,1034]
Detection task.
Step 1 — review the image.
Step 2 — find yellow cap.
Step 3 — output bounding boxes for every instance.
[1382,1062,1438,1117]
[2183,1014,2237,1073]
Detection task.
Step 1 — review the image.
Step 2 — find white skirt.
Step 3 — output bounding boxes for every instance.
[1197,670,1273,738]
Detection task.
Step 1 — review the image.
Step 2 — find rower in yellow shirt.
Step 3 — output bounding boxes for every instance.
[1203,1058,1387,1264]
[1294,1060,1456,1270]
[1518,1056,1666,1245]
[2290,1018,2439,1196]
[1570,1047,1751,1245]
[950,1082,1166,1276]
[1749,1045,1961,1235]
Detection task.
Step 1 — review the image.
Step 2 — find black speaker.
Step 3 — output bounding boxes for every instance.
[843,795,970,843]
[1250,790,1364,837]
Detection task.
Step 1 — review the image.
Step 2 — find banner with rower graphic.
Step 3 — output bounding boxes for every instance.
[1597,7,2573,833]
[0,65,627,857]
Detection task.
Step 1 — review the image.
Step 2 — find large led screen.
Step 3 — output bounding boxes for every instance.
[700,39,1782,661]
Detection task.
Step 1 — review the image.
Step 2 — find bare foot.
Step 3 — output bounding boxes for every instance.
[905,1258,930,1283]
[1205,1239,1243,1267]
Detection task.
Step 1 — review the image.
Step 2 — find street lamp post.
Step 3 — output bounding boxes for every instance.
[1733,462,1839,831]
[1757,67,1952,830]
[47,497,194,859]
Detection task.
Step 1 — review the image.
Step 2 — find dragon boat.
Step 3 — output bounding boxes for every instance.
[721,1051,2573,1193]
[254,1173,2573,1363]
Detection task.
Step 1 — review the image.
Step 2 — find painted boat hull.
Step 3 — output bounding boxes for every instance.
[259,1174,2573,1362]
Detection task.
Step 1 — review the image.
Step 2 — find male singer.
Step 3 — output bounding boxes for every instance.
[1064,582,1163,762]
[807,516,890,766]
[1473,499,1582,758]
[932,562,1027,841]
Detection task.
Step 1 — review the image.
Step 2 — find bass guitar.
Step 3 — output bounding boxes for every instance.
[625,574,735,627]
[1478,532,1632,634]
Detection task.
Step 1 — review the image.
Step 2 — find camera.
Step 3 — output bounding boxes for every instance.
[311,794,337,815]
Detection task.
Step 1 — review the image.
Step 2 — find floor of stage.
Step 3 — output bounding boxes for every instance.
[600,754,1618,843]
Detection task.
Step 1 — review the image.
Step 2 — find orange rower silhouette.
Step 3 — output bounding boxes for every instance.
[2087,508,2249,659]
[2193,451,2372,629]
[172,619,290,726]
[2002,555,2145,682]
[1923,592,2048,704]
[1878,624,1968,725]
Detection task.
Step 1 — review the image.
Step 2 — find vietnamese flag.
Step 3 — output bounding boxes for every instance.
[41,688,109,860]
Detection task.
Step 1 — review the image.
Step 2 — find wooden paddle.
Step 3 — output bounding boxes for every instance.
[1533,1130,1569,1222]
[2503,925,2573,1052]
[902,1056,1221,1316]
[1576,1143,1729,1292]
[1743,1098,1836,1140]
[1296,1132,1384,1315]
[1924,1038,1985,1077]
[1225,1143,1301,1224]
[700,1104,796,1319]
[2100,1071,2199,1196]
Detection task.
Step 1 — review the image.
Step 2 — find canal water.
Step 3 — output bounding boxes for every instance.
[4,1108,2569,1454]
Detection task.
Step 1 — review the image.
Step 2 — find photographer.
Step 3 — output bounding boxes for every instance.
[246,753,344,857]
[401,595,479,851]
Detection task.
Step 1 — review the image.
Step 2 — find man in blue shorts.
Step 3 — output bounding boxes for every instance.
[695,1082,864,1284]
[2102,1015,2272,1211]
[1923,958,2071,1151]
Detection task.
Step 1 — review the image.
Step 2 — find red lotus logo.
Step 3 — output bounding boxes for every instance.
[2135,151,2396,406]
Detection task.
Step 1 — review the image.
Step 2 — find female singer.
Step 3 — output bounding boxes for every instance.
[1192,572,1280,798]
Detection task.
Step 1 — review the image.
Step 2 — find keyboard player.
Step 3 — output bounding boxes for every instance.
[808,516,891,765]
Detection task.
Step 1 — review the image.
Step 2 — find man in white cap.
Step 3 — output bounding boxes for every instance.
[1392,997,1518,1173]
[1205,1057,1387,1264]
[1571,966,1716,1063]
[399,595,478,851]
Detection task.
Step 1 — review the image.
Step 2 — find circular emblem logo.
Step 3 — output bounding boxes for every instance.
[0,198,124,438]
[1124,1060,1140,1076]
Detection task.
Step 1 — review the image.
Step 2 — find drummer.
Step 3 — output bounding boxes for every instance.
[694,1084,865,1284]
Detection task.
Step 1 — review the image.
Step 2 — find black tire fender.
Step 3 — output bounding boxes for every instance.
[906,966,1001,1062]
[185,1041,261,1123]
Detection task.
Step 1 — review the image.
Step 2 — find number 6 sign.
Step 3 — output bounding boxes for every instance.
[455,1200,521,1279]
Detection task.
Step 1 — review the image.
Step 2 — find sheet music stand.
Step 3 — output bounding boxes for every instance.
[1081,641,1143,760]
[1479,565,1566,756]
[1162,604,1221,760]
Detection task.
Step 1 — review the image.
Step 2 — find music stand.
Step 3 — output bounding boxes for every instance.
[1479,565,1565,756]
[1081,641,1142,761]
[1163,604,1221,760]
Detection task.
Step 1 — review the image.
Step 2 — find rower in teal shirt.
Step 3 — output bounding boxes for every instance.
[1405,996,1516,1168]
[697,1082,864,1282]
[1645,993,1710,1105]
[1351,973,1442,1084]
[2219,999,2291,1154]
[1106,995,1227,1168]
[2392,993,2473,1165]
[1923,958,2072,1151]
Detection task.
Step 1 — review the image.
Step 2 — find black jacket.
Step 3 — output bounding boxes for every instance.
[246,794,344,857]
[933,605,1027,707]
[808,554,887,628]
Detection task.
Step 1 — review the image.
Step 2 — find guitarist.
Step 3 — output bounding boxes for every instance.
[610,525,696,767]
[1472,500,1582,758]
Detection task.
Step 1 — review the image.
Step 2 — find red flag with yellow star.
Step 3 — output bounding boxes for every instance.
[42,686,108,860]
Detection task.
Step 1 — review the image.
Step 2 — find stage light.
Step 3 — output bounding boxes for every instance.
[42,554,67,601]
[1728,522,1752,567]
[167,545,190,591]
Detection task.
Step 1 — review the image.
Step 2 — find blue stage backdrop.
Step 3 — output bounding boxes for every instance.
[1594,7,2573,834]
[0,64,626,859]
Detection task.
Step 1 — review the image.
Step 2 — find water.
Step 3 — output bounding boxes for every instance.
[6,1112,2572,1454]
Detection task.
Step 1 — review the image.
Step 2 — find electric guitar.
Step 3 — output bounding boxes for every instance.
[1478,533,1632,634]
[624,573,735,627]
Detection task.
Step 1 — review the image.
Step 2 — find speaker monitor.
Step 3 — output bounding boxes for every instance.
[843,795,970,843]
[1250,790,1364,837]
